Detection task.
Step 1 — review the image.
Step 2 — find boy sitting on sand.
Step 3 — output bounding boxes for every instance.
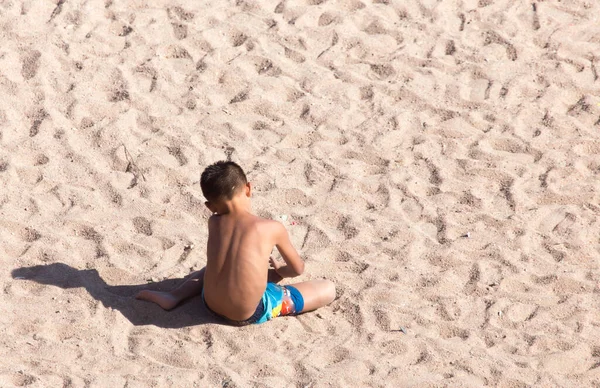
[136,161,336,325]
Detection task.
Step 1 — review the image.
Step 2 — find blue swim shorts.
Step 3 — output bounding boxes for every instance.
[257,282,305,324]
[203,283,305,326]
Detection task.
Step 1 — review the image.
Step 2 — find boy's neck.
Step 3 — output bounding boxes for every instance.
[213,195,251,215]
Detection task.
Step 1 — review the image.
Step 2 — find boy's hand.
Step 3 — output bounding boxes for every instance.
[268,257,284,283]
[269,256,283,273]
[269,255,303,279]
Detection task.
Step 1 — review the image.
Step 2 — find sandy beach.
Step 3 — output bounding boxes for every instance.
[2,0,600,386]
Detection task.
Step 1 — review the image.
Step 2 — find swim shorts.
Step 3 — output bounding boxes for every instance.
[258,282,305,324]
[202,283,304,326]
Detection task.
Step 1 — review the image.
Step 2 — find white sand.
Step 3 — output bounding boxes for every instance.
[1,0,600,386]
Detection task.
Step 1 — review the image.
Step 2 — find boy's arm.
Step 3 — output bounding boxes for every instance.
[271,221,304,278]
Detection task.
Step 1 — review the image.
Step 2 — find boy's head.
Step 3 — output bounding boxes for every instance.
[200,161,249,210]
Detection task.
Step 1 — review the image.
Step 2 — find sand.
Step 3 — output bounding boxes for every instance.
[1,0,600,386]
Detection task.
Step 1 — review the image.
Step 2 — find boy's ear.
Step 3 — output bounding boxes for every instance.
[245,182,252,197]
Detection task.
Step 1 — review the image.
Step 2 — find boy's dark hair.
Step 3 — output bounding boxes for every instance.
[200,161,248,202]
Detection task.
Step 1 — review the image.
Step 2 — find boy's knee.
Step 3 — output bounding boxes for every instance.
[322,280,336,303]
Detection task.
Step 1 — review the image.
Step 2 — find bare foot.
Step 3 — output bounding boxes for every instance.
[135,290,179,310]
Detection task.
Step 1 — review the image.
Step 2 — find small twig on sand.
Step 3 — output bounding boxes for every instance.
[227,53,243,64]
[122,144,146,188]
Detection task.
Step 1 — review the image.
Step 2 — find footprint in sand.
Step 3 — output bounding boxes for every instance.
[21,49,41,80]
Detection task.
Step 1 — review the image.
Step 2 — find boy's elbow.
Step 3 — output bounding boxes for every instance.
[295,261,305,276]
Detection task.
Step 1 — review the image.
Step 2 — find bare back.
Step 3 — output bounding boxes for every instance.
[203,212,275,320]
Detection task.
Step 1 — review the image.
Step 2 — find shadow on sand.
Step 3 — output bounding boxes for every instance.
[11,263,218,328]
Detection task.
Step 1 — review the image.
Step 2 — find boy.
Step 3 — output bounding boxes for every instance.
[136,161,336,325]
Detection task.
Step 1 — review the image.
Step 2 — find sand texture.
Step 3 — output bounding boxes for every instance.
[2,0,600,386]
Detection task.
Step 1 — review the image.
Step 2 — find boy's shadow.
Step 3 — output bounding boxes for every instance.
[11,263,217,328]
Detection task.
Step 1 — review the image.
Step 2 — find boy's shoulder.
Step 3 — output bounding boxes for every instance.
[257,217,286,240]
[247,214,285,238]
[208,213,281,230]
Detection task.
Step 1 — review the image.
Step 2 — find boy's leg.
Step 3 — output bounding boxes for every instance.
[288,279,336,313]
[136,268,205,311]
